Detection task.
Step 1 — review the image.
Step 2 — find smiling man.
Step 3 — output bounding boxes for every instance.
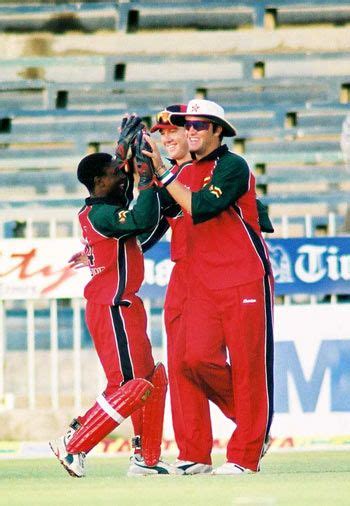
[145,99,275,475]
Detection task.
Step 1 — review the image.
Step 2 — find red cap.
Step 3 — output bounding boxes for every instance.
[150,104,187,133]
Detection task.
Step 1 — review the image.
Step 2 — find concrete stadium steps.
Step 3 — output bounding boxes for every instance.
[2,25,350,59]
[1,164,348,202]
[1,79,346,113]
[1,53,350,84]
[226,104,349,132]
[0,171,82,198]
[1,103,347,138]
[0,109,126,137]
[0,136,343,172]
[0,1,350,33]
[1,53,349,114]
[0,148,82,171]
[0,2,118,33]
[0,162,349,210]
[0,17,349,228]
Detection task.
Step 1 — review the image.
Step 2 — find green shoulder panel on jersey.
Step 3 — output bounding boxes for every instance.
[88,188,160,238]
[191,151,250,224]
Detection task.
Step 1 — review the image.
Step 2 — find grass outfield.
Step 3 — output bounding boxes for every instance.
[1,451,349,506]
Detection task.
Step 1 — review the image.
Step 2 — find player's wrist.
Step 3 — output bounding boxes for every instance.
[156,168,176,187]
[154,163,168,177]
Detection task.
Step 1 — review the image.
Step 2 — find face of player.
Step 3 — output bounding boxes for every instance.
[98,165,128,202]
[185,115,222,159]
[159,126,190,165]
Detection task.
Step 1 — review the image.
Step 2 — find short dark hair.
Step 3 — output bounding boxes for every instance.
[77,152,113,192]
[213,123,224,141]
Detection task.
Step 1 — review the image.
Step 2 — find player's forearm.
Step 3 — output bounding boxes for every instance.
[129,187,160,231]
[153,164,192,214]
[161,178,192,215]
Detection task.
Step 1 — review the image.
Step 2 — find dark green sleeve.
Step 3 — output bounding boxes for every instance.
[256,199,274,233]
[90,188,160,238]
[138,215,169,253]
[158,185,175,207]
[191,153,250,224]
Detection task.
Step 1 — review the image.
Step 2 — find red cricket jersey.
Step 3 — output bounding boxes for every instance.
[180,145,270,289]
[78,188,159,305]
[166,161,192,262]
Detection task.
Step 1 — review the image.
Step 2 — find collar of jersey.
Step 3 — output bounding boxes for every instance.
[85,196,122,206]
[191,144,228,163]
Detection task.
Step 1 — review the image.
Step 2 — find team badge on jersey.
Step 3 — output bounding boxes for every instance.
[209,184,222,198]
[118,210,129,223]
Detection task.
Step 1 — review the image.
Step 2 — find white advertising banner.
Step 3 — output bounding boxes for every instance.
[164,304,350,447]
[0,238,172,300]
[0,239,90,300]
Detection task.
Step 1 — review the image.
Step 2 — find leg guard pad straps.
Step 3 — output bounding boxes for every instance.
[67,378,153,454]
[142,362,168,466]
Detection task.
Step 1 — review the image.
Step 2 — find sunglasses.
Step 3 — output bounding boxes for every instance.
[184,120,211,131]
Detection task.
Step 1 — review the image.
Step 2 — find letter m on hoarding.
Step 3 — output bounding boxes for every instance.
[275,340,350,413]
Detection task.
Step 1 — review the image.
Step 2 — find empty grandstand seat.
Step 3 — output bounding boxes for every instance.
[1,1,349,33]
[119,1,255,31]
[0,2,117,33]
[118,0,350,31]
[269,1,350,27]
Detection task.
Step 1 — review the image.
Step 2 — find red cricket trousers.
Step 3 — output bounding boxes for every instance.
[165,260,236,464]
[79,295,155,427]
[181,273,274,471]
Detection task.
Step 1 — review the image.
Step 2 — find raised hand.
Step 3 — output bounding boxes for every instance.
[134,130,155,190]
[115,115,143,170]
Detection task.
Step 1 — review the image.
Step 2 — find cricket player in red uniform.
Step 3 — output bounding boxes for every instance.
[144,100,274,475]
[149,106,235,474]
[149,106,215,473]
[49,117,180,477]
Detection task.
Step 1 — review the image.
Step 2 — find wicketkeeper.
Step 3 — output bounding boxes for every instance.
[49,117,181,477]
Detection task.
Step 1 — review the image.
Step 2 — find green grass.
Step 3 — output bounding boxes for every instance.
[1,451,349,506]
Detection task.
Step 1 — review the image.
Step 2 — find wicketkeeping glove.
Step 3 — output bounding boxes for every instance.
[115,115,143,171]
[134,129,155,190]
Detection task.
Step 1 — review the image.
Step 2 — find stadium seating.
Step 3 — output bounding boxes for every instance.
[1,10,349,229]
[119,1,350,31]
[1,53,349,118]
[1,1,349,33]
[2,52,349,84]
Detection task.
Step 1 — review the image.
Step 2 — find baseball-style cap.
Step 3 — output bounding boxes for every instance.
[150,104,187,133]
[169,99,236,137]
